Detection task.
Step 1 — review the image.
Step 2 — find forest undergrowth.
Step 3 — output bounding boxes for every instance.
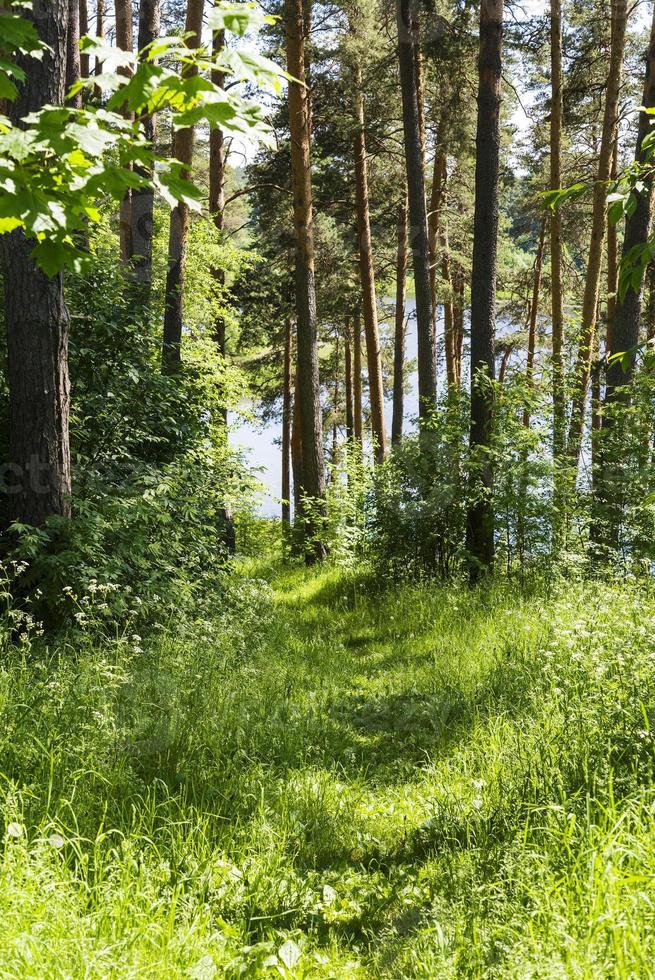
[1,558,655,977]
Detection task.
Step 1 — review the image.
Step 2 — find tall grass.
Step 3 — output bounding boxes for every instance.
[0,563,654,976]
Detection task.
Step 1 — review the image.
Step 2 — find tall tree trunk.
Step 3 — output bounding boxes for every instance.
[331,333,340,466]
[523,218,546,428]
[606,3,655,389]
[291,359,303,521]
[115,0,133,263]
[453,266,464,385]
[353,68,386,461]
[161,0,204,373]
[566,0,628,470]
[1,0,72,529]
[206,26,236,550]
[428,143,444,375]
[597,2,655,550]
[67,0,82,107]
[131,0,160,286]
[353,310,363,442]
[442,230,456,387]
[411,11,426,177]
[466,0,503,582]
[285,0,326,561]
[392,193,408,446]
[646,263,655,341]
[550,0,566,465]
[345,320,355,441]
[79,0,89,78]
[209,27,227,398]
[606,137,619,350]
[282,318,292,526]
[397,0,436,418]
[96,0,105,80]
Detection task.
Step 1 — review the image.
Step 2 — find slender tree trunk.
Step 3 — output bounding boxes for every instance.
[1,0,72,529]
[646,263,655,341]
[331,334,340,466]
[606,3,655,390]
[567,0,628,470]
[397,0,436,418]
[411,11,426,177]
[466,0,503,582]
[96,0,104,76]
[79,0,89,78]
[209,27,229,428]
[345,320,355,441]
[606,137,619,350]
[130,0,160,286]
[291,358,303,520]
[498,346,512,385]
[66,0,82,107]
[353,311,363,442]
[453,266,464,385]
[206,26,236,550]
[285,0,326,561]
[282,318,292,526]
[523,218,546,428]
[597,3,655,550]
[428,130,447,379]
[550,0,566,466]
[392,193,408,446]
[161,0,204,373]
[442,233,456,387]
[115,0,133,263]
[353,67,386,461]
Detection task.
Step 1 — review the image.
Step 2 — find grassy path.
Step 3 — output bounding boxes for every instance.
[1,563,655,976]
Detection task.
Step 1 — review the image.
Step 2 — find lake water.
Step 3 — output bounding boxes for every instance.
[230,299,447,516]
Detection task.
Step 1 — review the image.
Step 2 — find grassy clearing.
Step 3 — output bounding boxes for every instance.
[1,563,655,977]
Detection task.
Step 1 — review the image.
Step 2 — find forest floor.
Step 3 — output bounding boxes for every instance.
[2,561,655,977]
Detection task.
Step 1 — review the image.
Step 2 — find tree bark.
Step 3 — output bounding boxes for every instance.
[285,0,326,561]
[209,27,228,427]
[606,3,655,390]
[331,333,340,467]
[397,0,436,418]
[550,0,566,465]
[131,0,160,286]
[392,193,408,446]
[79,0,89,78]
[96,0,105,80]
[428,140,445,355]
[282,318,292,525]
[411,11,426,177]
[1,0,72,529]
[606,137,619,349]
[345,320,355,441]
[353,67,386,462]
[161,0,204,373]
[353,310,363,442]
[523,218,546,428]
[597,3,655,550]
[466,0,503,582]
[115,0,134,263]
[453,266,464,384]
[291,359,303,519]
[566,0,628,470]
[66,0,82,108]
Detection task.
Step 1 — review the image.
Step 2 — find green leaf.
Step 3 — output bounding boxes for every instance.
[207,2,275,37]
[0,215,21,232]
[107,62,161,113]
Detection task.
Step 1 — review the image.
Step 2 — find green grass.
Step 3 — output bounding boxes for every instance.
[1,562,655,977]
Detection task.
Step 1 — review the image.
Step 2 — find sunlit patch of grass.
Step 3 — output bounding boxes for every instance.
[0,564,655,975]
